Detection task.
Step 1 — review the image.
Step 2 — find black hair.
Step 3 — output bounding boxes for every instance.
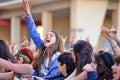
[95,51,114,80]
[73,40,93,75]
[0,40,15,63]
[114,55,120,65]
[58,52,75,75]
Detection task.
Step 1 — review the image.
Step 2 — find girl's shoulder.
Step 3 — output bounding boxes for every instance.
[53,51,61,57]
[52,51,61,61]
[54,51,61,56]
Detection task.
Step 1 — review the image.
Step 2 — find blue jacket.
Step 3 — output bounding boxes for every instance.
[24,13,61,79]
[32,58,61,79]
[87,71,113,80]
[24,13,43,48]
[87,71,98,80]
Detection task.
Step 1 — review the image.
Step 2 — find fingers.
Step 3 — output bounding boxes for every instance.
[85,36,90,43]
[101,26,109,32]
[110,25,117,34]
[83,64,96,72]
[22,0,30,13]
[112,25,115,28]
[101,25,109,35]
[90,63,96,70]
[70,32,76,44]
[64,36,67,40]
[101,25,117,34]
[70,32,76,39]
[61,35,67,43]
[61,35,67,40]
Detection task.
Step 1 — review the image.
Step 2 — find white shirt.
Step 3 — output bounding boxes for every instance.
[40,51,61,76]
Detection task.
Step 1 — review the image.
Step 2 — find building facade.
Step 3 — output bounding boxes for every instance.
[0,0,119,50]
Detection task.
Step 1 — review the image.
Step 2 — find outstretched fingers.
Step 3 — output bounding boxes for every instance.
[22,0,30,13]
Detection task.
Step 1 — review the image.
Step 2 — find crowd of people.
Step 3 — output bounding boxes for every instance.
[0,0,120,80]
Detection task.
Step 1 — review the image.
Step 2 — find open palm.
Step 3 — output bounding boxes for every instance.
[23,0,30,13]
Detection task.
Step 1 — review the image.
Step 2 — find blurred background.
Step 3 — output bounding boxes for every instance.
[0,0,119,51]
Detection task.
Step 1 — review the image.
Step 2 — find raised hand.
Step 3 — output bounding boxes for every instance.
[61,35,67,46]
[61,35,67,51]
[82,64,96,72]
[20,36,29,48]
[85,36,90,44]
[110,25,117,34]
[109,25,118,41]
[70,32,76,46]
[101,26,111,40]
[22,0,30,13]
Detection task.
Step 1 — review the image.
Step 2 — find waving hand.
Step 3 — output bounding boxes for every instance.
[23,0,30,13]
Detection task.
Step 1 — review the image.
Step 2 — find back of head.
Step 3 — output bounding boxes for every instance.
[99,51,114,70]
[95,51,114,80]
[0,40,15,63]
[73,40,93,74]
[58,52,75,75]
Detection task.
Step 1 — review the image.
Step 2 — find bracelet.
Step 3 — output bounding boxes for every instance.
[111,45,118,49]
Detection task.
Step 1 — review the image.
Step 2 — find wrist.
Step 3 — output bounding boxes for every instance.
[25,11,31,14]
[111,45,118,49]
[23,12,31,18]
[108,38,115,42]
[114,36,118,41]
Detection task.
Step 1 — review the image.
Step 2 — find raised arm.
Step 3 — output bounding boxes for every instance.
[22,0,44,48]
[0,58,33,75]
[109,26,120,46]
[23,0,30,14]
[61,35,67,52]
[101,26,120,57]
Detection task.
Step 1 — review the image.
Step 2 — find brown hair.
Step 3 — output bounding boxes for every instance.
[95,51,114,80]
[73,40,93,75]
[33,31,63,71]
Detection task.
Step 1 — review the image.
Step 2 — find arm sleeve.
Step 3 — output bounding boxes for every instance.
[43,58,61,79]
[24,13,44,48]
[87,71,98,80]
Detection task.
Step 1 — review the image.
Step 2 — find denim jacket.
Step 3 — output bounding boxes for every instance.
[24,14,61,79]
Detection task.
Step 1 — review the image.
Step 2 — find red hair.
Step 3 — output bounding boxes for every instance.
[20,48,34,63]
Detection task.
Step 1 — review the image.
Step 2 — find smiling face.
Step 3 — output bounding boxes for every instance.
[112,62,120,80]
[44,31,56,47]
